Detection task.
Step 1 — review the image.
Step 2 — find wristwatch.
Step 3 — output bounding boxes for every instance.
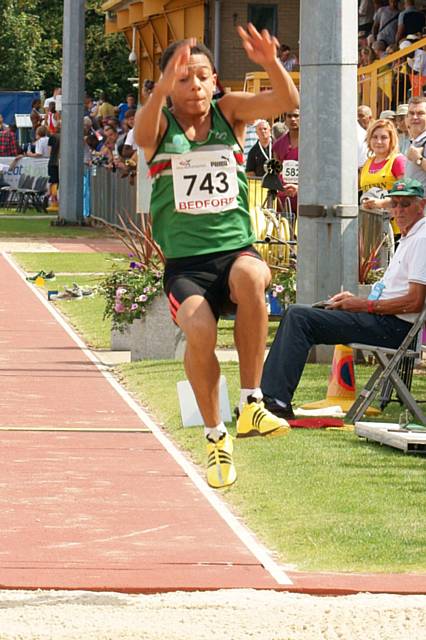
[416,156,423,166]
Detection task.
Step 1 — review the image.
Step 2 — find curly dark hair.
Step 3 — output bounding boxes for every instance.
[159,41,214,72]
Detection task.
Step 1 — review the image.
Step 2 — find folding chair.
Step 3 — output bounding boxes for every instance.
[0,172,27,208]
[346,306,426,425]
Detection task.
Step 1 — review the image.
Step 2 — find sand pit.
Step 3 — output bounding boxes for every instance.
[0,589,426,639]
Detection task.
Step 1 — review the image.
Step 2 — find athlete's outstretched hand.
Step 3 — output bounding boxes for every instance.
[237,23,279,68]
[158,38,196,96]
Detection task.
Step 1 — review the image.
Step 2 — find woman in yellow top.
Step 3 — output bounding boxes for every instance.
[360,118,406,238]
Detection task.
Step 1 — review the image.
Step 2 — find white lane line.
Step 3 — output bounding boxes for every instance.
[3,252,292,586]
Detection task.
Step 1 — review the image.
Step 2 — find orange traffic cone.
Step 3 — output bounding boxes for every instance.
[301,344,380,415]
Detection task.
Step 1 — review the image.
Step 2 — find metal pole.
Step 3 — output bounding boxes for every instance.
[298,0,359,362]
[214,0,221,73]
[60,0,85,223]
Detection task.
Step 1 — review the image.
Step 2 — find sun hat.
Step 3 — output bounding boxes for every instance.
[388,178,424,198]
[395,104,408,116]
[379,109,396,119]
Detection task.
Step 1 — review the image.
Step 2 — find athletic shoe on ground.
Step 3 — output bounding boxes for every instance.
[44,271,56,281]
[26,270,46,282]
[66,282,94,298]
[64,284,83,299]
[236,396,290,438]
[206,433,237,488]
[263,398,296,421]
[51,290,73,300]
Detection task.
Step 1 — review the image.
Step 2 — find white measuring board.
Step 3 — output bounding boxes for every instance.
[355,421,426,454]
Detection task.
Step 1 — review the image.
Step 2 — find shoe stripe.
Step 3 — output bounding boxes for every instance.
[252,407,262,428]
[207,452,233,466]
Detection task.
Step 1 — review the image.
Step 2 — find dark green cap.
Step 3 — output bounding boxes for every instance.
[388,178,424,197]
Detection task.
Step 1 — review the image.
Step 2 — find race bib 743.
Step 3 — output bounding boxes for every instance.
[171,149,239,214]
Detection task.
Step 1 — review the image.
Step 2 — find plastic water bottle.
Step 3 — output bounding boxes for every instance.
[91,164,97,177]
[368,282,385,301]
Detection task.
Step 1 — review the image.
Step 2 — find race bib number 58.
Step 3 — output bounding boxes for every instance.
[282,159,299,184]
[172,149,239,214]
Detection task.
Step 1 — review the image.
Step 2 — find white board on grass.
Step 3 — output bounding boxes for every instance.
[177,375,232,427]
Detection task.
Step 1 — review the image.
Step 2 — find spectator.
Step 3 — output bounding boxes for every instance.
[359,46,374,66]
[271,120,287,142]
[44,101,60,134]
[360,118,405,201]
[379,108,396,120]
[395,103,410,154]
[0,118,19,156]
[43,87,61,111]
[26,125,50,158]
[273,109,300,213]
[98,123,119,167]
[96,93,116,121]
[359,0,376,36]
[359,118,406,240]
[47,122,60,211]
[357,121,369,169]
[405,96,426,190]
[395,0,426,43]
[118,94,136,123]
[120,109,137,158]
[358,31,370,50]
[261,178,426,420]
[84,95,97,119]
[30,99,43,141]
[246,120,272,177]
[141,79,155,104]
[370,0,400,47]
[372,38,388,58]
[243,120,258,160]
[278,44,299,72]
[358,105,373,130]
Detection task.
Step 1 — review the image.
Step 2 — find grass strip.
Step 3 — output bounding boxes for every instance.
[0,218,111,237]
[117,359,426,573]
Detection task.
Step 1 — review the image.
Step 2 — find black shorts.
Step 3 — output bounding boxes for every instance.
[48,164,59,184]
[164,245,264,322]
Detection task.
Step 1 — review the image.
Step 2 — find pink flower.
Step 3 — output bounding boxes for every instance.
[130,303,138,311]
[115,287,127,299]
[114,301,126,313]
[137,294,148,302]
[274,285,284,293]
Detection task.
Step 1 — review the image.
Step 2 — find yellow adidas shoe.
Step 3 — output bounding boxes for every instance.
[236,400,290,438]
[206,433,237,489]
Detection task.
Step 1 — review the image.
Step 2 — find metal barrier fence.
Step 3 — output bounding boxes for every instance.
[90,166,137,227]
[244,38,426,118]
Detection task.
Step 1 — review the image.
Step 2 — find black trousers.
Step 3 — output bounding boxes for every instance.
[261,304,413,405]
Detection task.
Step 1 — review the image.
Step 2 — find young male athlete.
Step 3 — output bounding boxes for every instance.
[134,24,299,488]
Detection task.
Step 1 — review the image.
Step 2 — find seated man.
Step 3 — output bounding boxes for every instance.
[261,178,426,419]
[134,26,299,488]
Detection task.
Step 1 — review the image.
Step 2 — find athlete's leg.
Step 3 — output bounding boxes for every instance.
[176,294,221,427]
[228,255,271,388]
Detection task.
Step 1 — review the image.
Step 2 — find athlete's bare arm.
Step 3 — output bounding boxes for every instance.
[219,24,299,143]
[133,39,195,160]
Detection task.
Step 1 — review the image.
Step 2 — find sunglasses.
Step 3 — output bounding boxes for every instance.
[390,198,415,208]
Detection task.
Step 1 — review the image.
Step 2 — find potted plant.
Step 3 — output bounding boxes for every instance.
[99,261,164,332]
[98,213,184,359]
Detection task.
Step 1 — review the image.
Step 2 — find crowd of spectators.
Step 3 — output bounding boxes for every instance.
[0,81,155,208]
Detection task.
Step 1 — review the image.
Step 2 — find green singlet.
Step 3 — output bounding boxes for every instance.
[148,100,256,259]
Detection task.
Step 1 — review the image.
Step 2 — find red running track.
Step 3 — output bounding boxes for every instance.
[1,252,425,595]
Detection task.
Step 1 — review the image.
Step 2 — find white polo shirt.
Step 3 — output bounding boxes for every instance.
[380,217,426,323]
[125,128,138,151]
[35,136,49,157]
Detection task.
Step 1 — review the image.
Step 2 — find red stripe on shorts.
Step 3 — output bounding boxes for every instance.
[168,291,180,320]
